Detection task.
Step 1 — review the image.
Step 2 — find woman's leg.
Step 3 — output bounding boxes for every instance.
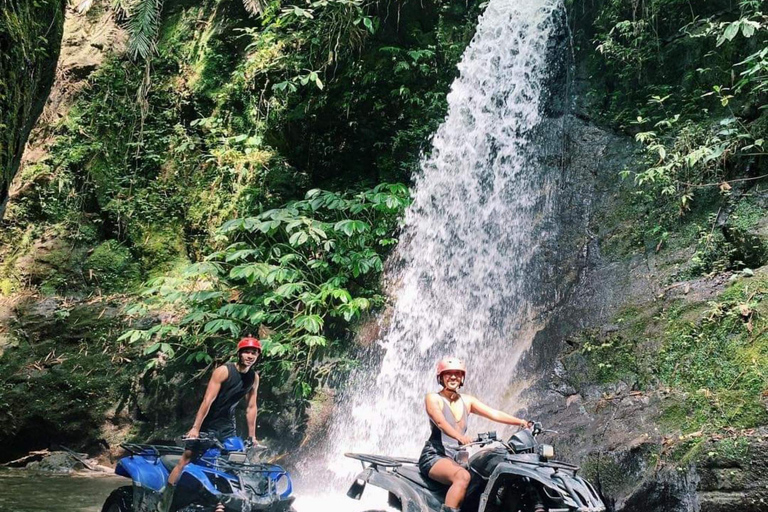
[428,458,471,508]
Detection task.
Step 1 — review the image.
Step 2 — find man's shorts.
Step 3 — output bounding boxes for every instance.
[183,425,236,455]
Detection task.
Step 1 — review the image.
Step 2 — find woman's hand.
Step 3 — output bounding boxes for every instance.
[458,434,474,446]
[185,427,200,439]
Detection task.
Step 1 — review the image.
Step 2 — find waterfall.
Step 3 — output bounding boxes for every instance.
[297,0,567,505]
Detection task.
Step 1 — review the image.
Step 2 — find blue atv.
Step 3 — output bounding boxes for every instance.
[102,435,295,512]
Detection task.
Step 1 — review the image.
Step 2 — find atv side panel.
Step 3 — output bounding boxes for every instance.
[350,469,442,512]
[478,462,604,512]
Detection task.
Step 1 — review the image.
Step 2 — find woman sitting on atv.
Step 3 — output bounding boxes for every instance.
[420,357,532,512]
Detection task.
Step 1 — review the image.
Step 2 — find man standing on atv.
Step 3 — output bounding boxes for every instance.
[158,335,262,512]
[419,357,532,512]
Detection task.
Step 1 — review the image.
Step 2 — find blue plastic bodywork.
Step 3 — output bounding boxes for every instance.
[116,455,169,492]
[222,437,245,452]
[113,436,294,508]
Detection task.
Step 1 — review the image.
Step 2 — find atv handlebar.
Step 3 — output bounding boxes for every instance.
[460,431,499,448]
[244,438,269,453]
[531,423,559,436]
[527,422,558,436]
[459,423,559,448]
[181,433,225,449]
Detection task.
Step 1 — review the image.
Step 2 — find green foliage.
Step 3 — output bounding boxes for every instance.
[573,307,656,388]
[126,0,162,60]
[0,0,64,197]
[122,184,409,397]
[657,279,768,429]
[586,0,768,256]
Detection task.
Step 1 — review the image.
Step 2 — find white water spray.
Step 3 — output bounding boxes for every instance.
[298,0,567,507]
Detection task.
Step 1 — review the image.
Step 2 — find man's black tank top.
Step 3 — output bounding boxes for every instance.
[201,362,256,434]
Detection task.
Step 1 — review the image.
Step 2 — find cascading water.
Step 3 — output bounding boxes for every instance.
[295,0,568,507]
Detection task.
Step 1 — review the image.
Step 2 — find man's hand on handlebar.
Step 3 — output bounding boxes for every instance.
[245,437,269,452]
[185,427,200,439]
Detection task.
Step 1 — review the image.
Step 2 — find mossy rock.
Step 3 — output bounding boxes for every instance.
[84,240,141,293]
[12,233,89,294]
[0,313,138,461]
[0,332,18,358]
[581,442,660,503]
[694,438,768,511]
[12,296,122,345]
[0,0,66,215]
[132,224,189,276]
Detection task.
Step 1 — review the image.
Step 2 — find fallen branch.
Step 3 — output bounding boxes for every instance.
[681,172,768,189]
[2,449,49,468]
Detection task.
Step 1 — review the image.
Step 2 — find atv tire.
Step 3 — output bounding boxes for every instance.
[101,486,133,512]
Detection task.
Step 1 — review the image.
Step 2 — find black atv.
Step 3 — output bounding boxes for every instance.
[345,424,606,512]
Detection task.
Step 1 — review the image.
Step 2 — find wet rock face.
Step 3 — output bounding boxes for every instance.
[696,439,768,512]
[511,57,768,509]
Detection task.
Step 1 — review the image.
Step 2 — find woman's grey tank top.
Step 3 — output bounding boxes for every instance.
[425,394,468,459]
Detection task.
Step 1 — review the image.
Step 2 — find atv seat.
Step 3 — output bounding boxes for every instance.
[394,465,448,494]
[159,454,182,472]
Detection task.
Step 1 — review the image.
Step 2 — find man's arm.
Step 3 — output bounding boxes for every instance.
[245,374,259,441]
[187,365,229,437]
[465,395,528,427]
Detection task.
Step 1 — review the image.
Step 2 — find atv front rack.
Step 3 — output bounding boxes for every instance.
[345,453,419,468]
[121,443,185,457]
[506,454,580,472]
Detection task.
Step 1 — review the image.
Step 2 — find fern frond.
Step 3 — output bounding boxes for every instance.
[127,0,162,60]
[111,0,132,18]
[242,0,264,16]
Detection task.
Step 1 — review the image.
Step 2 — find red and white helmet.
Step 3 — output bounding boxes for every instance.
[237,336,262,353]
[436,356,466,386]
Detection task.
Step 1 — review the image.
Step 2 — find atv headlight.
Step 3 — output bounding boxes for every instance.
[538,444,555,460]
[274,473,291,496]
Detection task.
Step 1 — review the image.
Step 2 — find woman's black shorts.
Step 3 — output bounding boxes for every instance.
[418,442,447,477]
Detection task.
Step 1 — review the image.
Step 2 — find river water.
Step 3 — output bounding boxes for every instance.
[0,469,392,512]
[0,470,124,512]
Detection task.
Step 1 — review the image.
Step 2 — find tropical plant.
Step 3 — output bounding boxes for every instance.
[596,1,768,212]
[121,184,410,396]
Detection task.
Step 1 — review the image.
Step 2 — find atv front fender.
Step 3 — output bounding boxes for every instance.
[347,468,441,512]
[116,456,168,492]
[478,462,604,512]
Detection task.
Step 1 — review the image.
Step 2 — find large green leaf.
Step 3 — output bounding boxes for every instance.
[294,314,323,333]
[204,318,240,335]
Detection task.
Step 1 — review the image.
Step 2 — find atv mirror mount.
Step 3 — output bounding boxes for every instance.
[476,431,497,443]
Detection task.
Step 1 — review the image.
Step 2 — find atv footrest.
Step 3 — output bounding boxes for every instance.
[344,453,418,468]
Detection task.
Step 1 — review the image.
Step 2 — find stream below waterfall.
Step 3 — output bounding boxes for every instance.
[0,471,124,512]
[0,470,396,512]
